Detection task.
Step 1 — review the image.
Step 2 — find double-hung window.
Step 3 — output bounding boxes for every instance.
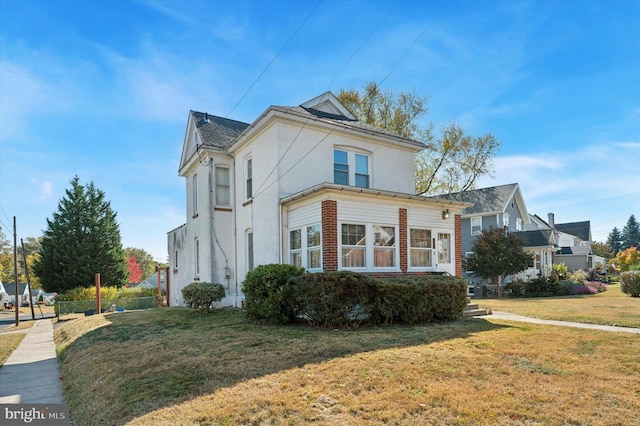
[341,224,366,268]
[245,158,253,199]
[409,228,433,268]
[471,216,482,235]
[215,166,230,206]
[333,148,370,188]
[373,225,395,267]
[334,150,349,185]
[192,174,199,215]
[289,224,322,270]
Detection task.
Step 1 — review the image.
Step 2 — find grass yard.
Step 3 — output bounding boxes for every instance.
[479,283,640,328]
[55,308,640,426]
[0,333,26,367]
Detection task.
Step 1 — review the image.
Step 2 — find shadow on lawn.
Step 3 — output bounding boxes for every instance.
[57,308,509,426]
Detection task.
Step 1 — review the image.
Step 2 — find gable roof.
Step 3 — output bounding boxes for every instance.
[555,221,591,242]
[436,183,528,220]
[1,283,28,297]
[191,111,250,150]
[512,229,556,248]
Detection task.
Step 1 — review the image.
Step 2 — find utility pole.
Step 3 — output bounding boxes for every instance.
[21,239,36,320]
[13,217,19,326]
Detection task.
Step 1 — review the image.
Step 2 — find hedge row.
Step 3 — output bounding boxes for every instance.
[242,264,468,328]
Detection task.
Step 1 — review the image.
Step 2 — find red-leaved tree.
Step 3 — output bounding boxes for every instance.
[126,256,143,285]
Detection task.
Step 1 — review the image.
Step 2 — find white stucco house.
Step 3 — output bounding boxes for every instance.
[168,92,469,307]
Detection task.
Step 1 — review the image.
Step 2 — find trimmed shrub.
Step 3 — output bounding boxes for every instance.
[292,271,380,327]
[182,282,225,311]
[292,273,468,327]
[620,271,640,297]
[241,264,306,324]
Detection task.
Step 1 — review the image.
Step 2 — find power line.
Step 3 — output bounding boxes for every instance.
[226,0,323,118]
[379,0,450,87]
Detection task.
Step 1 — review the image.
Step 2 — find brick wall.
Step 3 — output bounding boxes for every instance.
[321,200,338,272]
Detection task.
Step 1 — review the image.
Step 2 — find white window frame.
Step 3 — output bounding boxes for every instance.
[437,232,452,264]
[340,222,397,271]
[408,228,434,270]
[471,216,482,235]
[288,224,322,271]
[246,230,254,272]
[245,157,253,200]
[503,212,510,228]
[215,165,231,207]
[194,237,200,276]
[333,147,371,189]
[192,174,199,215]
[516,217,523,231]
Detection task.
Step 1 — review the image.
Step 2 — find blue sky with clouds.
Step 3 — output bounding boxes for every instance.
[1,0,638,260]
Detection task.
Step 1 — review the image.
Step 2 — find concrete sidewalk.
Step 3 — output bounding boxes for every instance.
[0,319,66,404]
[489,311,640,334]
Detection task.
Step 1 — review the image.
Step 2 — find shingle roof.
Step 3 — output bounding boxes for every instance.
[191,111,250,150]
[277,106,426,149]
[512,230,554,247]
[436,183,519,215]
[1,283,28,296]
[555,221,591,242]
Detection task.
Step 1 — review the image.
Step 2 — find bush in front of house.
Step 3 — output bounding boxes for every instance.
[620,271,640,297]
[292,271,380,327]
[181,282,226,311]
[241,264,306,324]
[291,272,468,327]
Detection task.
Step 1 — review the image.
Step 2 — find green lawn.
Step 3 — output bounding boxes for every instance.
[55,305,640,426]
[478,283,640,328]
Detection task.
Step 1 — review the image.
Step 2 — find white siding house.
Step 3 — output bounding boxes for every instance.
[168,92,469,307]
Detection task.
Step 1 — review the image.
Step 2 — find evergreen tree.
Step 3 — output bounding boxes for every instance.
[465,227,533,297]
[33,177,128,293]
[606,227,623,254]
[621,214,640,250]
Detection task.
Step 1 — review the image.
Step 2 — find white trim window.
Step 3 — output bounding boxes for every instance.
[438,233,451,264]
[464,251,474,273]
[246,230,254,272]
[333,148,370,189]
[373,225,395,267]
[245,157,253,200]
[516,217,523,231]
[409,228,433,268]
[192,174,199,215]
[215,166,230,207]
[503,212,510,228]
[194,237,200,276]
[341,223,366,268]
[471,216,482,235]
[341,223,397,270]
[289,224,322,270]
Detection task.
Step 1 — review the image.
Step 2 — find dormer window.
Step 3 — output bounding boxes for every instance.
[333,148,370,189]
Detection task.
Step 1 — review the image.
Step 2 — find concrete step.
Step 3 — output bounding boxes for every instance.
[465,303,479,311]
[463,307,491,317]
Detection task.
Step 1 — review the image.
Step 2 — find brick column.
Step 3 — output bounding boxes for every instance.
[455,214,463,277]
[322,200,338,272]
[399,208,408,272]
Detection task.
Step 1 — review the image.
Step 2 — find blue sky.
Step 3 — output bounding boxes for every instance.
[1,0,638,260]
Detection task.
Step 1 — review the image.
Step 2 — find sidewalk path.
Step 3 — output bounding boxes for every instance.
[0,319,66,404]
[489,311,640,334]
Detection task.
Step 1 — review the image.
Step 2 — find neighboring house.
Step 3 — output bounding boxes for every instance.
[512,229,557,281]
[1,283,29,306]
[437,183,556,296]
[0,280,7,306]
[530,214,600,272]
[168,92,469,307]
